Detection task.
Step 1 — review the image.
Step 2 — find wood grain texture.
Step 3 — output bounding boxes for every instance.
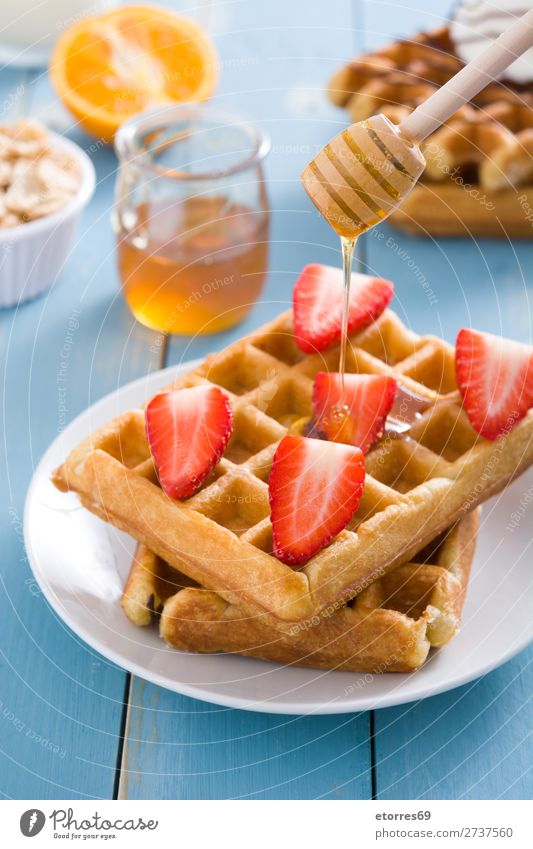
[364,230,533,804]
[361,229,533,801]
[120,0,532,800]
[373,646,533,799]
[363,1,533,802]
[0,0,531,801]
[0,67,161,797]
[118,681,371,799]
[117,0,374,801]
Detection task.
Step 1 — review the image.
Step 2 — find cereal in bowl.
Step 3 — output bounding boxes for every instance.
[0,120,80,228]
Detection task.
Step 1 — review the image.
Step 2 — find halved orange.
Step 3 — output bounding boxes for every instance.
[50,4,218,142]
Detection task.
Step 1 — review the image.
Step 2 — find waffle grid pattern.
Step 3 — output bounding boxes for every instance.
[54,308,533,628]
[327,25,533,236]
[329,25,533,131]
[329,27,533,193]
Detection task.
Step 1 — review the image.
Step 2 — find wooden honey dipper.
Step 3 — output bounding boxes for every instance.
[302,8,533,237]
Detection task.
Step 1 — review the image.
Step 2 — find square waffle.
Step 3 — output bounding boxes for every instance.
[52,308,533,629]
[122,509,479,673]
[329,26,533,237]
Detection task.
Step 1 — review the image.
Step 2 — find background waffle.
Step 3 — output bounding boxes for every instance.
[122,510,479,673]
[329,26,533,237]
[52,308,533,629]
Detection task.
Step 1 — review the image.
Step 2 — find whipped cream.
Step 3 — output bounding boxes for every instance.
[450,0,533,85]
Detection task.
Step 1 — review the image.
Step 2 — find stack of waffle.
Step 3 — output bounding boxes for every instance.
[329,26,533,237]
[53,307,533,673]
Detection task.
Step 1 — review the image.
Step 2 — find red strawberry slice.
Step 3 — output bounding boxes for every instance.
[312,372,397,453]
[269,434,365,565]
[456,328,533,440]
[146,385,233,499]
[293,263,394,353]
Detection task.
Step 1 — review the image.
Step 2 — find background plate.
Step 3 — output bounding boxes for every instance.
[24,361,533,715]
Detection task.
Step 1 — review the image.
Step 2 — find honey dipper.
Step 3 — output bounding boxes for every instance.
[302,8,533,237]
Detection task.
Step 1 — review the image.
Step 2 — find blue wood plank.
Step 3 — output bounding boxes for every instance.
[364,143,533,804]
[373,646,533,799]
[4,0,525,802]
[361,0,533,801]
[118,0,374,800]
[364,228,533,802]
[119,683,371,800]
[0,65,162,797]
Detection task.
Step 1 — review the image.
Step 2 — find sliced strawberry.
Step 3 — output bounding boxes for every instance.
[146,385,233,499]
[269,434,365,565]
[456,328,533,440]
[312,372,397,453]
[293,263,394,353]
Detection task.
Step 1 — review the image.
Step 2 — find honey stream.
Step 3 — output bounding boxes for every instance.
[339,235,357,403]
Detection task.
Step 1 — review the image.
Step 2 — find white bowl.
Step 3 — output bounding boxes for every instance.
[0,131,96,308]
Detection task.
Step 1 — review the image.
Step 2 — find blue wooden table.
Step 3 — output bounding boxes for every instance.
[1,0,531,800]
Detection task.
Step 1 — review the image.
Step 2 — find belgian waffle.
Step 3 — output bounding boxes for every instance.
[52,308,533,629]
[122,510,479,673]
[329,26,533,236]
[328,27,461,117]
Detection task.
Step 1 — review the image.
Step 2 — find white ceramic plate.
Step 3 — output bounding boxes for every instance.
[24,361,533,714]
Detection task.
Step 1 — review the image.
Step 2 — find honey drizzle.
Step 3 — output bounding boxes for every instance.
[317,123,420,415]
[339,235,357,404]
